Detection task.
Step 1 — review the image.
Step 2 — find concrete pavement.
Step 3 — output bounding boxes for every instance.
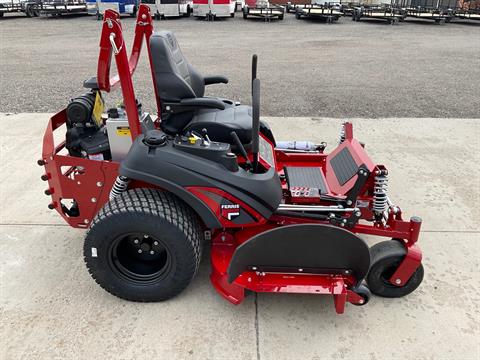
[0,114,479,359]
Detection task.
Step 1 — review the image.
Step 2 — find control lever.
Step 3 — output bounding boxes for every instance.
[230,131,252,169]
[201,128,211,146]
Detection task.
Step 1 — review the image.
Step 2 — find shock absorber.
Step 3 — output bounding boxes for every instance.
[373,170,388,218]
[339,123,346,144]
[109,176,130,201]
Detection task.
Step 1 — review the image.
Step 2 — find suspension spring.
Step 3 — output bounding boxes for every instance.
[373,172,388,214]
[339,123,346,144]
[109,176,130,201]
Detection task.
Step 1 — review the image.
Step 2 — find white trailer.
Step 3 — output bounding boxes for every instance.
[142,0,191,19]
[192,0,236,20]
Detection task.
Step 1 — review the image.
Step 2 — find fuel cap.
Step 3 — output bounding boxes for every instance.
[144,130,167,147]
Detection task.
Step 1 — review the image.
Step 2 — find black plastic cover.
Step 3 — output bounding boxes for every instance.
[227,224,371,284]
[120,135,283,226]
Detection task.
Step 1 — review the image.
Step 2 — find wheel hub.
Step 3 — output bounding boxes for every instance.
[109,232,172,284]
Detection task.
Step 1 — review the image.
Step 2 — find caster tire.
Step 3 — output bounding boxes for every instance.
[367,240,424,298]
[351,284,371,306]
[84,188,203,302]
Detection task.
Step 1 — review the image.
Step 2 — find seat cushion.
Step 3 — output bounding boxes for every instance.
[185,105,253,144]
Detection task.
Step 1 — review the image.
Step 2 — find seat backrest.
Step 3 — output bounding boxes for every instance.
[149,31,205,103]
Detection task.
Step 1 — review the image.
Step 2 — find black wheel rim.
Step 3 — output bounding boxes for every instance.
[109,232,172,285]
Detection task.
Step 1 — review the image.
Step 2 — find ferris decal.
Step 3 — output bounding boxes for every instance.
[220,204,240,221]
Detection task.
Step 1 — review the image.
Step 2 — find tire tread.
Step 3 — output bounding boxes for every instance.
[84,188,203,301]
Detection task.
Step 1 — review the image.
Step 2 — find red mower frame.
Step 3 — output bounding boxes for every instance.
[41,5,423,314]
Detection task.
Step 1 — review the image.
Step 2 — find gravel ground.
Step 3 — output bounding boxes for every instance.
[0,12,479,117]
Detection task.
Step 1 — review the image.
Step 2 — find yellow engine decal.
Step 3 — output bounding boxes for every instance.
[92,92,104,127]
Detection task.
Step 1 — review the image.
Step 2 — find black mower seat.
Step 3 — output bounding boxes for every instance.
[150,31,255,145]
[185,105,253,144]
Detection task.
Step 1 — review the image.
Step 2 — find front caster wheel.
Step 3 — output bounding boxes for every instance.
[367,240,424,298]
[84,188,203,302]
[351,284,371,306]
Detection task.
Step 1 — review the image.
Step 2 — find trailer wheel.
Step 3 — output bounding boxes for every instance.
[367,240,424,298]
[84,188,203,302]
[25,5,35,17]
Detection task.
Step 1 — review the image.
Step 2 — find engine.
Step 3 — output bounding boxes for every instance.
[65,91,111,160]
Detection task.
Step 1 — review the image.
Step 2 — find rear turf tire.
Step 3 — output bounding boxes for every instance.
[367,240,424,298]
[84,188,203,302]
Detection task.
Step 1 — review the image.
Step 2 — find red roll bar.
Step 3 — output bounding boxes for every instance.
[96,5,159,141]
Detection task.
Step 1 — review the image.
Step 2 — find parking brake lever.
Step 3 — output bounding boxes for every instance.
[230,131,252,169]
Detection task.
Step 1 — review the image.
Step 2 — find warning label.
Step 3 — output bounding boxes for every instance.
[116,126,131,136]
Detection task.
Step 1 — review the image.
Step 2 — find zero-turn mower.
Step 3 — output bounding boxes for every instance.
[40,4,424,314]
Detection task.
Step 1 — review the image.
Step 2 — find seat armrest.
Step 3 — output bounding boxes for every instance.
[179,97,226,110]
[204,75,229,86]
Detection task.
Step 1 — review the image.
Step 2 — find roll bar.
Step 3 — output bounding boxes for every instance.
[96,5,159,141]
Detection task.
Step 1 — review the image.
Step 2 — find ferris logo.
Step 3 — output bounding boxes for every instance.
[221,204,240,221]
